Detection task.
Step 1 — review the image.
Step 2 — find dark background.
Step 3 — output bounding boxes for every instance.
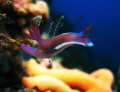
[46,0,120,77]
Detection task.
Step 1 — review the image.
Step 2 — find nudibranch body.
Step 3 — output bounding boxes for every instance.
[20,24,94,58]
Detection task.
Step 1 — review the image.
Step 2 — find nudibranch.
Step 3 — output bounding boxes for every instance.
[20,24,94,58]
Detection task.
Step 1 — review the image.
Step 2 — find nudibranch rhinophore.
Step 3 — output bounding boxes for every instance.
[20,24,94,58]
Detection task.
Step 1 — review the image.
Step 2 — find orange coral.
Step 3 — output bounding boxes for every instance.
[12,0,49,19]
[12,0,29,14]
[90,68,114,91]
[23,75,74,92]
[23,58,113,92]
[27,1,49,19]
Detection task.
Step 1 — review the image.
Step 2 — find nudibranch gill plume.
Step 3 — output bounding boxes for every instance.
[20,23,94,58]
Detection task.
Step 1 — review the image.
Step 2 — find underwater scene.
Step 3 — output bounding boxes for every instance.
[0,0,120,92]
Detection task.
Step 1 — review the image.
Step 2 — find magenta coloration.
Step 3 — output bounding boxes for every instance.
[20,24,94,58]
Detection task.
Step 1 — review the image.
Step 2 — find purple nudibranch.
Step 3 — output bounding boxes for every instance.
[20,24,94,58]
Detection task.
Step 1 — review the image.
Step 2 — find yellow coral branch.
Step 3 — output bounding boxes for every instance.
[26,59,97,90]
[26,58,113,92]
[23,75,74,92]
[90,68,114,88]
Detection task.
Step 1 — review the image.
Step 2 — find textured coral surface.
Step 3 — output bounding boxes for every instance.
[22,58,114,92]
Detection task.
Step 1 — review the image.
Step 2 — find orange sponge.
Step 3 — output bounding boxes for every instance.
[25,58,113,92]
[27,58,98,90]
[23,75,74,92]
